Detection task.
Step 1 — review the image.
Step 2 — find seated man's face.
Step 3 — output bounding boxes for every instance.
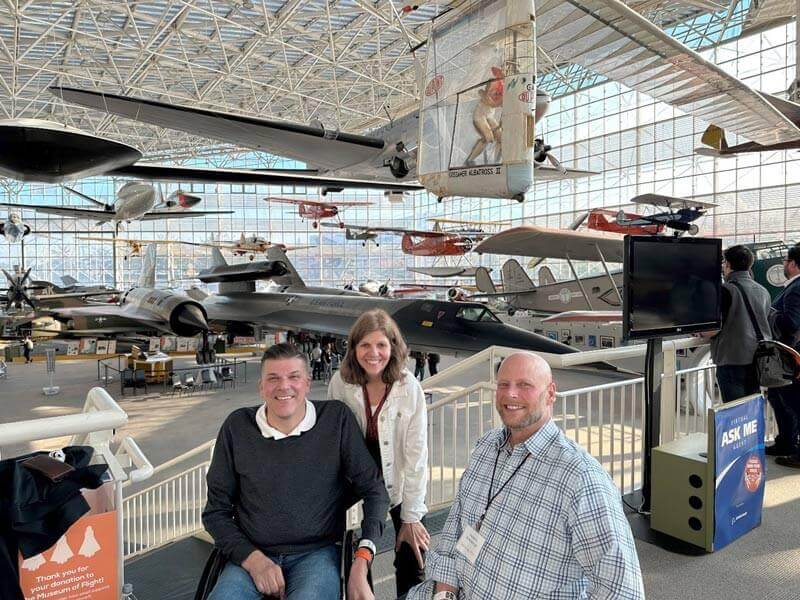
[259,357,310,423]
[495,355,555,436]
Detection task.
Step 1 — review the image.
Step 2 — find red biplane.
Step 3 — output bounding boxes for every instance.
[266,196,373,228]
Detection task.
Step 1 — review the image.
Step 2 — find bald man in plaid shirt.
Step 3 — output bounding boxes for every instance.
[407,352,643,600]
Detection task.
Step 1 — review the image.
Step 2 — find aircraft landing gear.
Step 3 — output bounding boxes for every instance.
[362,242,366,247]
[688,224,699,236]
[312,221,319,229]
[195,330,216,365]
[437,197,443,203]
[513,194,525,203]
[338,221,345,229]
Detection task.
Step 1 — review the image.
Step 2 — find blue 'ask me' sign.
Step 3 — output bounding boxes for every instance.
[714,395,766,550]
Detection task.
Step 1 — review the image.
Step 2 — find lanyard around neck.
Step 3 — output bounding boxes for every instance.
[477,444,530,531]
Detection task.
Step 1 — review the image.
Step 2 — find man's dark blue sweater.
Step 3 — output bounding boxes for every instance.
[202,400,389,564]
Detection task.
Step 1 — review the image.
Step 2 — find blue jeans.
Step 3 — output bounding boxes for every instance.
[208,544,341,600]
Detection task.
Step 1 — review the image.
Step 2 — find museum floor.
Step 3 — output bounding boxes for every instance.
[2,356,799,599]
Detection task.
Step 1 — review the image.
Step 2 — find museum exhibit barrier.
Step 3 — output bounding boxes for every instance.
[96,354,247,396]
[0,387,153,598]
[117,338,770,561]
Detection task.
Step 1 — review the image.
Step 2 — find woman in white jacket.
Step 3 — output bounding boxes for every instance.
[328,309,430,596]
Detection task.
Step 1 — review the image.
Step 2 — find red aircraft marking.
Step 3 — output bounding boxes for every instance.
[587,209,663,235]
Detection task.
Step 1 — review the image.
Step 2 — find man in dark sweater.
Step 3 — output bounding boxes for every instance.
[203,343,389,599]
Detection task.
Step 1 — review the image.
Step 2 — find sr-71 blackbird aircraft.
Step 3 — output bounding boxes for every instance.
[198,247,577,358]
[43,245,209,338]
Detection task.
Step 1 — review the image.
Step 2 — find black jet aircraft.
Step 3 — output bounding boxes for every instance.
[198,246,575,357]
[0,119,422,194]
[43,245,208,338]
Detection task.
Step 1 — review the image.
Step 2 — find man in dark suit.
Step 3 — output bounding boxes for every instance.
[770,245,800,466]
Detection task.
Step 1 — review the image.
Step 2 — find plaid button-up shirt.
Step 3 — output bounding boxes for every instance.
[408,420,644,599]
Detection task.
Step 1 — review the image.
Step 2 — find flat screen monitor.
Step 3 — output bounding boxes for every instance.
[623,236,722,340]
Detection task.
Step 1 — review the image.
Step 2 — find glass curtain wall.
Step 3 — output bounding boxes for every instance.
[0,22,797,291]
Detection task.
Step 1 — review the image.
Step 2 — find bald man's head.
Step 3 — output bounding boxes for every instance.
[495,352,556,444]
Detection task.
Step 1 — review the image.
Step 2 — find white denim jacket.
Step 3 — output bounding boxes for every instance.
[327,369,428,523]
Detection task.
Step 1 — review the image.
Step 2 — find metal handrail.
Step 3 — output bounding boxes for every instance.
[119,339,716,559]
[0,387,128,450]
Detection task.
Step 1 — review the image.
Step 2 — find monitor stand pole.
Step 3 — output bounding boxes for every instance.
[624,337,661,540]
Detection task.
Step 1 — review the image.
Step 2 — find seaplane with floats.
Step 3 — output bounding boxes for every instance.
[587,195,716,236]
[0,182,233,235]
[45,0,800,204]
[267,196,373,229]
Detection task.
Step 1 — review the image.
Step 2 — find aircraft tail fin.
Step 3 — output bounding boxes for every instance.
[475,267,496,294]
[501,259,535,293]
[266,246,305,288]
[185,286,209,301]
[700,124,728,151]
[211,247,228,267]
[538,266,556,286]
[60,275,78,288]
[138,243,157,288]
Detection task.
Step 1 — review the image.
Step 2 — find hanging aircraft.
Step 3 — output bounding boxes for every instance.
[695,119,800,157]
[326,218,496,256]
[0,182,234,234]
[42,245,209,338]
[49,0,800,202]
[1,213,32,242]
[475,225,625,313]
[0,119,423,194]
[77,233,310,261]
[267,196,374,229]
[321,222,380,247]
[594,195,717,236]
[588,209,663,236]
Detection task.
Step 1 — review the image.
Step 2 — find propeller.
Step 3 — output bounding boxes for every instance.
[533,138,567,175]
[0,267,40,311]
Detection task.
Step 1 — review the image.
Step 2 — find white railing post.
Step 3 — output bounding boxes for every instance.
[660,341,678,444]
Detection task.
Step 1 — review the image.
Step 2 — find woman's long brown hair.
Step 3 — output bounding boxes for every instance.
[340,309,409,386]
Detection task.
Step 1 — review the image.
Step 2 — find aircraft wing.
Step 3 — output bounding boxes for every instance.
[111,164,422,192]
[534,164,598,180]
[407,266,484,278]
[474,225,624,262]
[52,87,387,171]
[138,210,235,220]
[536,0,800,146]
[0,203,114,221]
[632,193,718,209]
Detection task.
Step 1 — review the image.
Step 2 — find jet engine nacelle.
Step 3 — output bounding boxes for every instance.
[122,288,209,336]
[447,287,468,302]
[165,190,202,209]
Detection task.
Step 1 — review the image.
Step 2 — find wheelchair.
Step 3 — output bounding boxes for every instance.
[194,529,372,600]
